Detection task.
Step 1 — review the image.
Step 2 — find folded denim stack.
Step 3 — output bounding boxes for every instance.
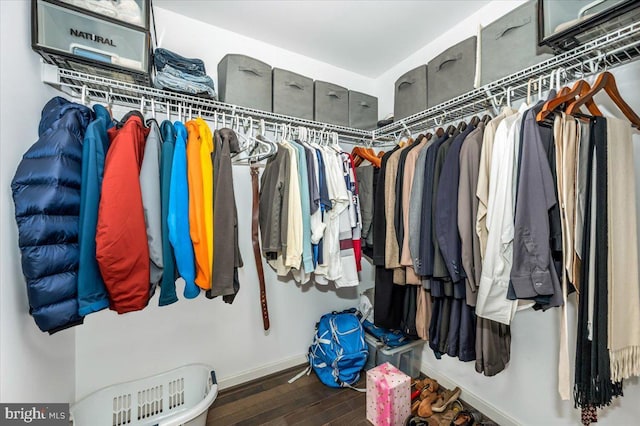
[153,48,217,99]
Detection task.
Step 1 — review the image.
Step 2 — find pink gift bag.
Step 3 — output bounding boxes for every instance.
[366,362,411,426]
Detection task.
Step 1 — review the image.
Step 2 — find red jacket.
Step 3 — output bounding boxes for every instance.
[96,113,150,313]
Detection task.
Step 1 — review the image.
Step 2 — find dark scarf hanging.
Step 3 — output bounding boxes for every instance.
[573,117,623,420]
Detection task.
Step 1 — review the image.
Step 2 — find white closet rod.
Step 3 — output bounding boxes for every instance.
[42,64,373,143]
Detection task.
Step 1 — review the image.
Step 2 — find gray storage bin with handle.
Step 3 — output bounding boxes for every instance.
[314,81,349,126]
[480,0,554,85]
[349,91,378,130]
[428,37,477,107]
[218,54,272,111]
[272,68,314,120]
[394,65,428,121]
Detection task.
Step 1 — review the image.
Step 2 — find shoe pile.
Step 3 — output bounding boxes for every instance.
[153,48,218,99]
[405,378,484,426]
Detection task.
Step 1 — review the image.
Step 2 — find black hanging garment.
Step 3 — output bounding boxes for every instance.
[573,117,623,417]
[373,146,406,329]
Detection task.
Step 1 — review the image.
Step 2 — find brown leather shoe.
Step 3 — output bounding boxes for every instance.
[417,391,441,417]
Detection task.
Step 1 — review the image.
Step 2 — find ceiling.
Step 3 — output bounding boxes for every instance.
[155,0,491,78]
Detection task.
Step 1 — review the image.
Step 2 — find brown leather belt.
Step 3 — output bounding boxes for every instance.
[251,166,270,330]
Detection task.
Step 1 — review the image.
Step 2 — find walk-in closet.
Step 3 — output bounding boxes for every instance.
[1,1,640,425]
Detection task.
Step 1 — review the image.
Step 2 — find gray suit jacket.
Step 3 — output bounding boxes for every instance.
[457,124,484,306]
[510,111,562,308]
[409,140,432,269]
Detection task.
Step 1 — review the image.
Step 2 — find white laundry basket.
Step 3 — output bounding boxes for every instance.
[70,364,218,426]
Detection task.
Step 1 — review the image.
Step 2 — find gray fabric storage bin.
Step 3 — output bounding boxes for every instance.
[481,1,554,85]
[349,91,378,130]
[272,68,313,120]
[314,81,349,126]
[218,54,272,111]
[394,65,428,121]
[428,37,477,107]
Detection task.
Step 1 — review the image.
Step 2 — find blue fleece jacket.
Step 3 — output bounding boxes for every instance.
[168,121,199,298]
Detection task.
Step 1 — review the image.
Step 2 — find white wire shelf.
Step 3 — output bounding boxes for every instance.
[40,64,375,142]
[40,20,640,144]
[374,20,640,137]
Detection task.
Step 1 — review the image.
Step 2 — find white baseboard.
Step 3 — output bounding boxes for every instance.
[216,354,307,390]
[420,360,521,426]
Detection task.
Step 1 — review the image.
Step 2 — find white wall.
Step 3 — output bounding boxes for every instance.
[73,6,377,400]
[420,61,640,426]
[0,0,76,403]
[375,0,527,118]
[152,7,378,99]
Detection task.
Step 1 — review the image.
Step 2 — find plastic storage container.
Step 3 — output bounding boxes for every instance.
[377,340,424,379]
[272,68,314,120]
[70,364,218,426]
[538,0,638,51]
[349,90,378,130]
[480,1,553,85]
[32,0,151,84]
[394,64,428,121]
[57,0,149,29]
[365,334,424,378]
[218,54,273,111]
[314,81,349,126]
[427,37,476,107]
[365,333,383,371]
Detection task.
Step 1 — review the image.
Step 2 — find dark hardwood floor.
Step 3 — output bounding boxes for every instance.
[207,365,493,426]
[207,365,369,425]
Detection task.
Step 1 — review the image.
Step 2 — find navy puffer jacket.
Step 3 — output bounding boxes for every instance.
[11,97,93,333]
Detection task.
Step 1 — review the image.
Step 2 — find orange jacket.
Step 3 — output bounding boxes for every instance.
[196,118,214,283]
[186,120,210,289]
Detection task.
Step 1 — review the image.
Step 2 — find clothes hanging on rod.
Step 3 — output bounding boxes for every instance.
[367,71,640,403]
[258,134,363,287]
[11,96,259,332]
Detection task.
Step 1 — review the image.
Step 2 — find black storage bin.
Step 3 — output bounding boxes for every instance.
[272,68,314,120]
[538,0,640,52]
[314,81,349,127]
[481,1,553,85]
[32,0,151,85]
[218,54,272,111]
[349,91,378,130]
[428,37,477,107]
[56,0,149,30]
[394,65,428,121]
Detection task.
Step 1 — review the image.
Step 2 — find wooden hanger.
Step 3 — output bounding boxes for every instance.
[469,116,480,127]
[351,146,381,167]
[566,72,640,129]
[457,121,467,132]
[537,80,602,123]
